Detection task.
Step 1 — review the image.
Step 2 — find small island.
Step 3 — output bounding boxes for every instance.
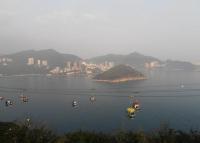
[93,64,146,83]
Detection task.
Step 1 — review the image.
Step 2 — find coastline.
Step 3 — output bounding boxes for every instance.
[0,73,88,78]
[94,77,147,83]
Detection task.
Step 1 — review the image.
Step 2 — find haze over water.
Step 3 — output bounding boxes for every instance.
[1,0,200,62]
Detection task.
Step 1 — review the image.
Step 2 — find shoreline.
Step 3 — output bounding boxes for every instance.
[94,77,147,83]
[0,73,89,78]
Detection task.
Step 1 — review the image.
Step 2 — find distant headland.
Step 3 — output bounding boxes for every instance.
[93,65,146,83]
[0,49,197,76]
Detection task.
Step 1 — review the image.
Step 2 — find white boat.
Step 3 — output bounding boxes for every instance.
[20,94,29,102]
[72,100,78,107]
[5,100,13,106]
[90,96,96,102]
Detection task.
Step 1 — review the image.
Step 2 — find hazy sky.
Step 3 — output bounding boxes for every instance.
[0,0,200,62]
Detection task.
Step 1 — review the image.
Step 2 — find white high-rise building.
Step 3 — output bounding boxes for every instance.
[37,60,41,66]
[42,60,48,66]
[67,61,71,70]
[27,58,34,65]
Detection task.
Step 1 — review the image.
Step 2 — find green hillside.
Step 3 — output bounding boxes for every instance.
[94,64,145,80]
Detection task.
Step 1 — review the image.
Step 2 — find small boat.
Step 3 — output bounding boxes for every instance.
[22,97,28,102]
[90,96,96,102]
[127,107,136,118]
[20,95,29,102]
[0,97,4,101]
[72,100,78,107]
[5,100,13,106]
[26,118,31,122]
[132,100,140,110]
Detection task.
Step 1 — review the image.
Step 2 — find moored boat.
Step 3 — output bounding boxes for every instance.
[90,96,96,102]
[72,100,78,107]
[127,107,136,118]
[132,100,140,110]
[5,100,13,106]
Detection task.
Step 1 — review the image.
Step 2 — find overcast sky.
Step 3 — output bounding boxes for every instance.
[0,0,200,62]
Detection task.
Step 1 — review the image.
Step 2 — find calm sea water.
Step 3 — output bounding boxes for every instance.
[0,70,200,133]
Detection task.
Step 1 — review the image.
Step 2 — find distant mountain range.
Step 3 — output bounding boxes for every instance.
[0,49,81,75]
[87,52,161,69]
[0,49,197,75]
[5,49,81,67]
[88,52,196,71]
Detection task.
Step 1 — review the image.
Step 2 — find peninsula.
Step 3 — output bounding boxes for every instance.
[93,65,146,83]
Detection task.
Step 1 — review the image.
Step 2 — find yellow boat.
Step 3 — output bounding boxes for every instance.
[127,107,136,118]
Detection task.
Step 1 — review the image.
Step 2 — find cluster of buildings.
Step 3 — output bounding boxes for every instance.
[0,58,13,66]
[145,61,162,69]
[82,61,114,74]
[26,57,115,75]
[27,57,163,75]
[49,61,115,75]
[49,61,83,74]
[0,56,163,75]
[27,58,48,67]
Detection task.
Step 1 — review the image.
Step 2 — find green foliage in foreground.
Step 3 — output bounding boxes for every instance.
[0,122,200,143]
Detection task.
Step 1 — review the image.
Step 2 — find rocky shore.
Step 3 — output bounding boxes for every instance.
[93,64,146,83]
[95,76,147,83]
